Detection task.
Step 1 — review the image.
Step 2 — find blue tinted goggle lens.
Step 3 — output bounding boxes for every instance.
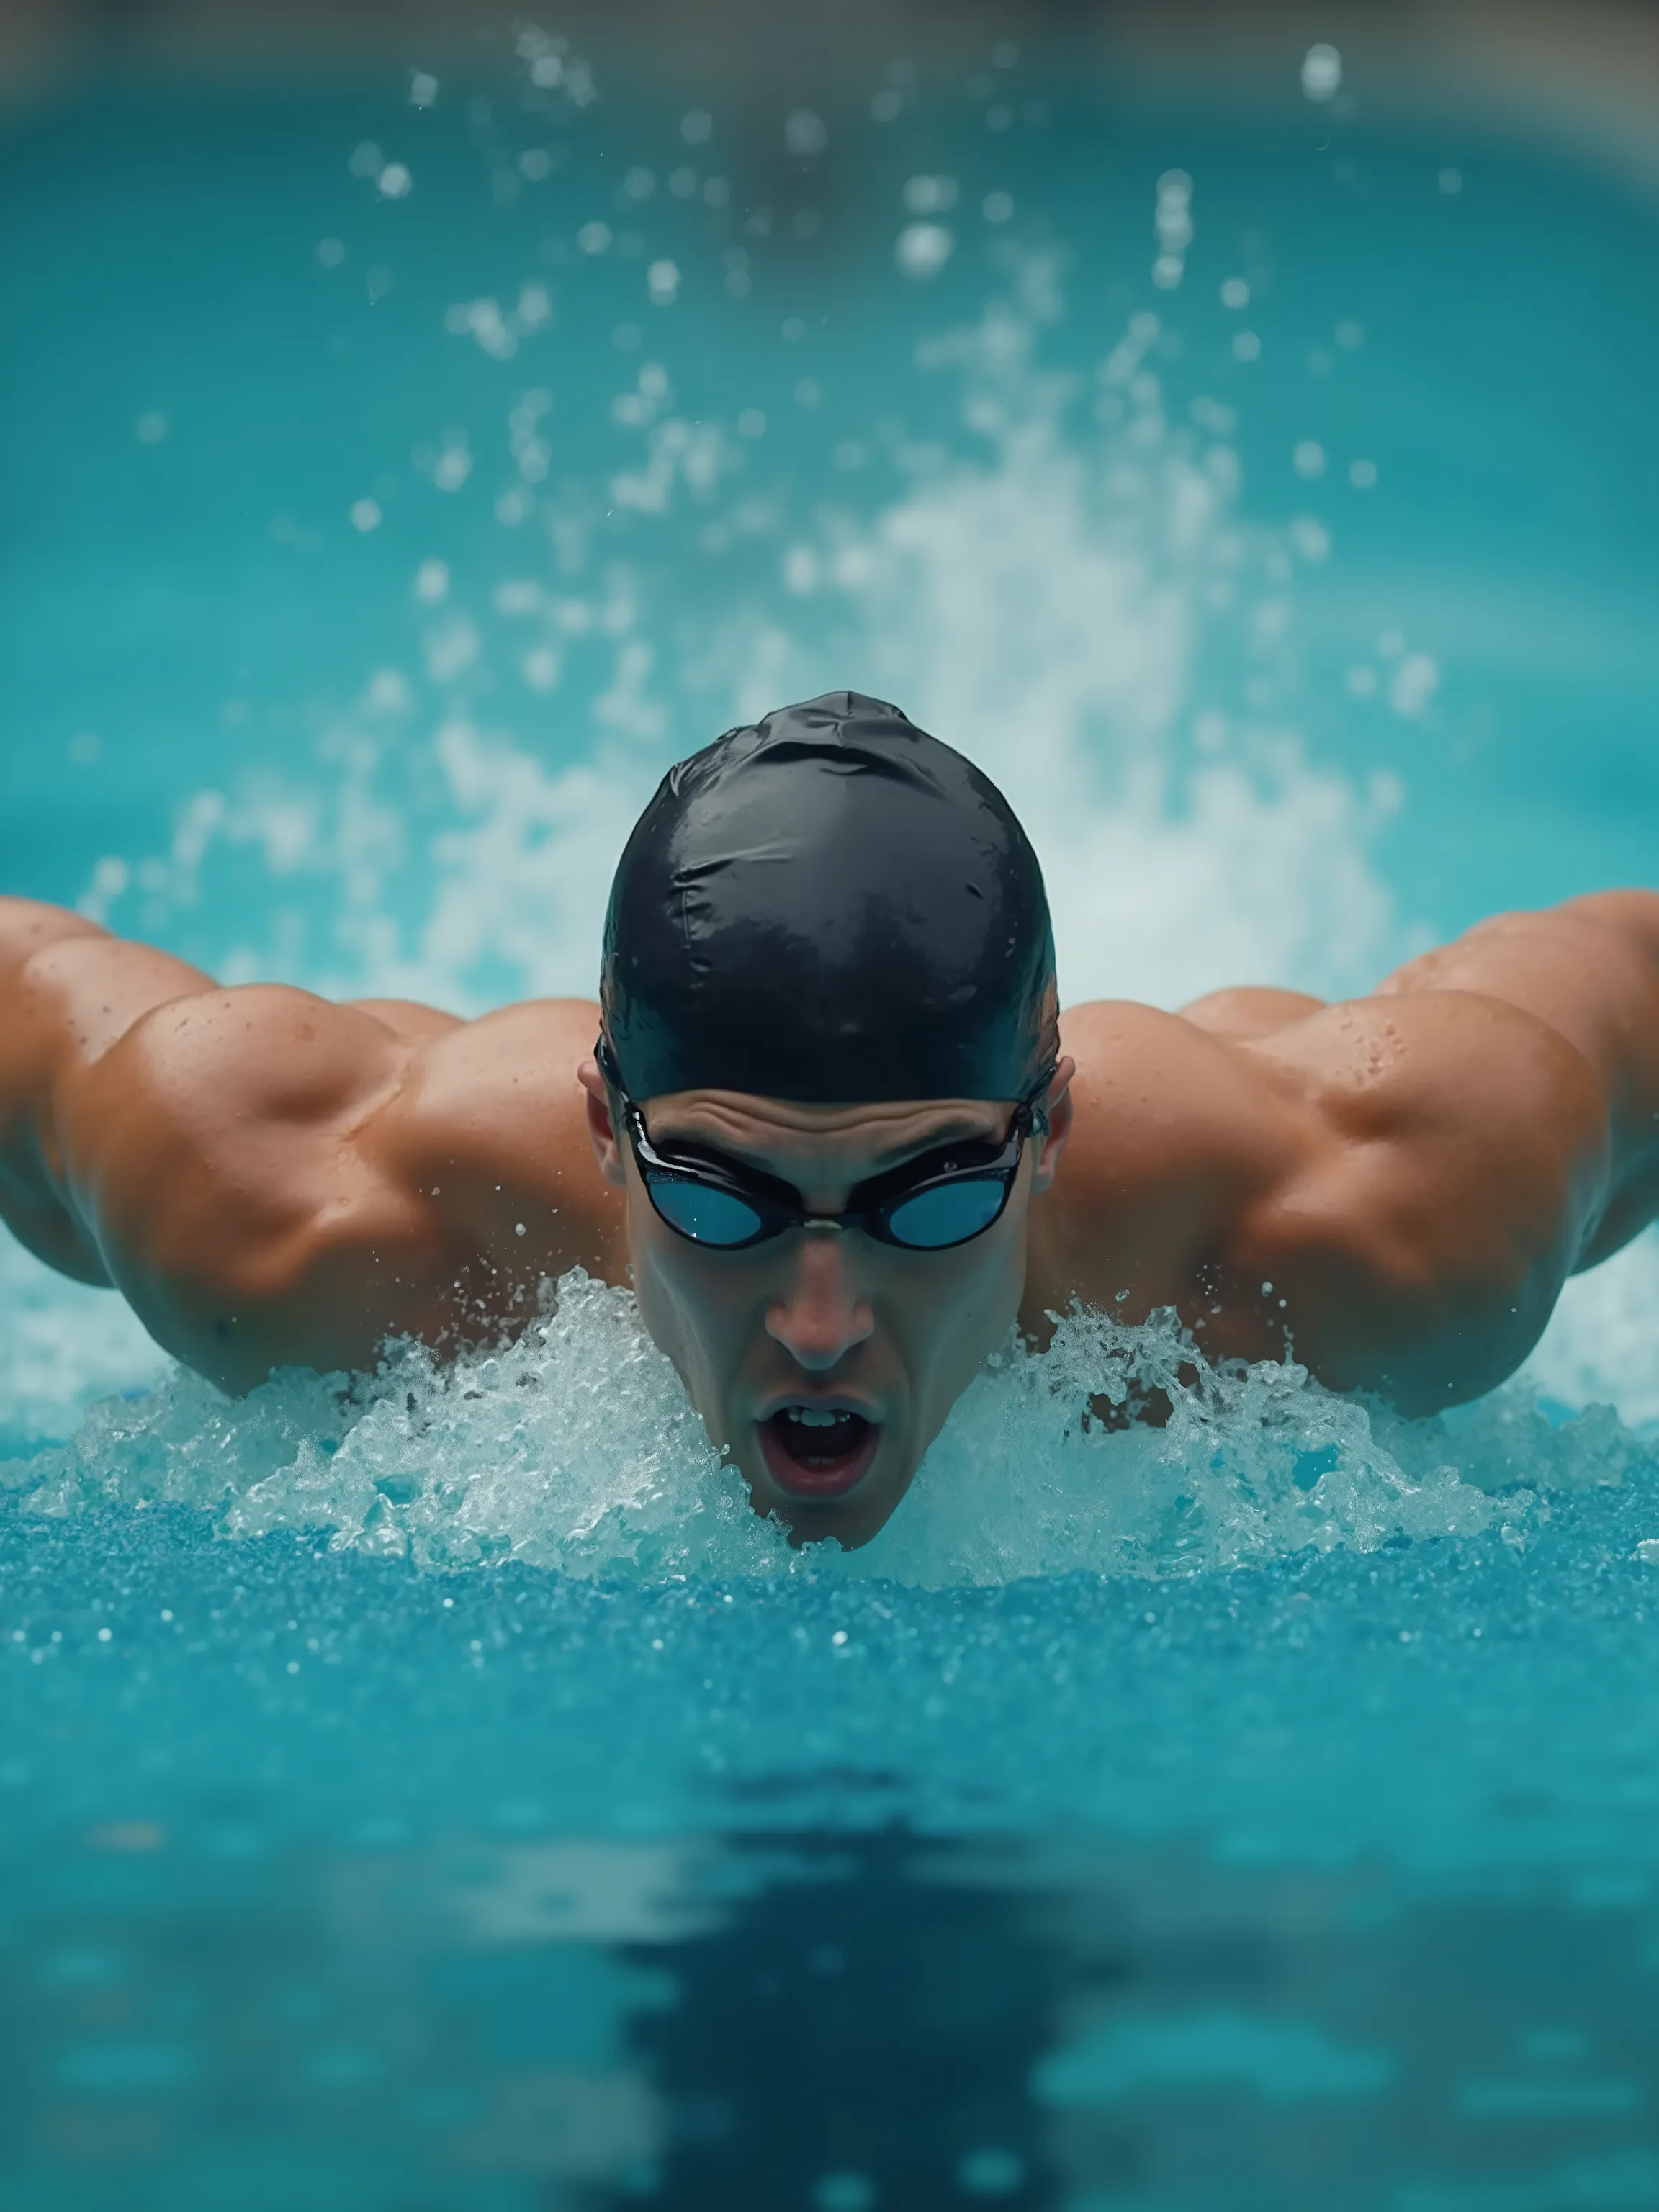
[882,1175,1010,1249]
[646,1175,768,1247]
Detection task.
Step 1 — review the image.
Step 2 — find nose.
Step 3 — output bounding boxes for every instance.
[765,1231,875,1371]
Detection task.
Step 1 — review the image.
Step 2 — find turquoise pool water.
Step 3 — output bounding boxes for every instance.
[4,39,1659,2209]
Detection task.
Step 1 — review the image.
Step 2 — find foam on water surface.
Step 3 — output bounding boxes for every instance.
[3,1264,1647,1596]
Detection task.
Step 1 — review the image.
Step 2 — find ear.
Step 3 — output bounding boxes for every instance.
[578,1056,629,1190]
[1030,1055,1075,1197]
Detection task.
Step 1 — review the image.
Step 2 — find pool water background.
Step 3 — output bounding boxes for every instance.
[4,30,1659,2208]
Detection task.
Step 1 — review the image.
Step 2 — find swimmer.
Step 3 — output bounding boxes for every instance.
[4,691,1658,1546]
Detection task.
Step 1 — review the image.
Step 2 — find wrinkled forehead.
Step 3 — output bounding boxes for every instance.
[640,1087,1012,1174]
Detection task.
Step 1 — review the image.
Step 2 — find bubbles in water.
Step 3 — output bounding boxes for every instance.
[959,2149,1025,2195]
[135,411,168,444]
[896,223,954,280]
[1389,652,1439,716]
[647,259,680,306]
[813,2176,876,2212]
[408,71,439,109]
[983,191,1014,224]
[1153,170,1192,290]
[680,109,714,147]
[1301,45,1343,102]
[1289,516,1331,562]
[349,498,382,533]
[377,163,413,201]
[1349,457,1379,489]
[432,440,472,493]
[413,559,449,603]
[904,174,959,215]
[1292,439,1326,479]
[1220,276,1250,309]
[785,109,828,158]
[577,221,613,256]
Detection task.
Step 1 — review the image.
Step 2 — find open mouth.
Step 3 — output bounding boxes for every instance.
[757,1406,881,1501]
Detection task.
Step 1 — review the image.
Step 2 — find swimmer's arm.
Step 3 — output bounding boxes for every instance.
[1224,893,1659,1408]
[0,899,216,1283]
[1050,896,1658,1412]
[0,900,617,1388]
[1179,987,1327,1041]
[1370,892,1659,1269]
[0,902,445,1362]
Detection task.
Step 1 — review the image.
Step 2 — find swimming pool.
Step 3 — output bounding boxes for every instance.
[4,30,1659,2208]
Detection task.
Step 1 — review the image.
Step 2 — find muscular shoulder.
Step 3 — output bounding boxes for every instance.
[65,986,423,1340]
[1028,999,1305,1318]
[366,998,619,1256]
[1034,990,1609,1409]
[67,988,621,1388]
[85,984,405,1134]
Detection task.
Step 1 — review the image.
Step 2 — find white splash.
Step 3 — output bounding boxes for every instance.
[1526,1227,1659,1433]
[0,1236,168,1444]
[5,1267,1643,1591]
[77,261,1397,1017]
[731,282,1395,1007]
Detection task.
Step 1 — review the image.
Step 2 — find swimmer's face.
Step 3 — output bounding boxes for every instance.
[580,1060,1074,1547]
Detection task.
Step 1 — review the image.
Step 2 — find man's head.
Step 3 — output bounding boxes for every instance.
[580,691,1071,1545]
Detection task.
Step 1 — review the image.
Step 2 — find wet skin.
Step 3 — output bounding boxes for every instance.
[3,892,1658,1545]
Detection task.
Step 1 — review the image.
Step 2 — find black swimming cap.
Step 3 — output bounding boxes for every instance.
[600,691,1058,1104]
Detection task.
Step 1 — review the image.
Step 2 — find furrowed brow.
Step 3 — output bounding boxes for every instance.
[647,1113,999,1179]
[863,1115,1004,1172]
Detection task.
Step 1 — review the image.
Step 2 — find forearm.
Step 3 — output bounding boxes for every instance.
[0,900,215,1281]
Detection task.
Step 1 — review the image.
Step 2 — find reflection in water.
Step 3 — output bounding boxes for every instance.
[611,1829,1067,2210]
[14,1810,1659,2209]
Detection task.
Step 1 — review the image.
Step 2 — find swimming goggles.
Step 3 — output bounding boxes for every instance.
[596,1038,1051,1253]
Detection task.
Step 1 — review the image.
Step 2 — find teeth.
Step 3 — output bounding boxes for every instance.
[788,1405,848,1428]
